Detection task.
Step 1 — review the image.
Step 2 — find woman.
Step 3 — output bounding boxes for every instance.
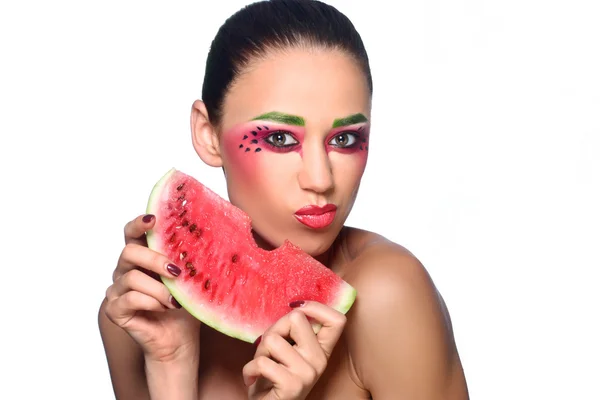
[99,1,469,399]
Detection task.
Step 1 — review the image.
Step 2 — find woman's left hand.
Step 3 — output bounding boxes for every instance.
[242,301,347,400]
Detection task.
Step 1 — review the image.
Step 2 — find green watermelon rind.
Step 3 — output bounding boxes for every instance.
[145,167,177,250]
[145,168,358,343]
[333,283,358,315]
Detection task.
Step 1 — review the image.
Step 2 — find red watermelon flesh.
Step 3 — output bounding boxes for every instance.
[146,168,357,343]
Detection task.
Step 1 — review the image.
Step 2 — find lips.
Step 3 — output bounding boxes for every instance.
[294,204,337,229]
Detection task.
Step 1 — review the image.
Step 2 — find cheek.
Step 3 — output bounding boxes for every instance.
[222,131,300,196]
[342,146,369,165]
[331,152,368,188]
[222,127,267,179]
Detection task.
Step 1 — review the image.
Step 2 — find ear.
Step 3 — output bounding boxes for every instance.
[191,100,223,167]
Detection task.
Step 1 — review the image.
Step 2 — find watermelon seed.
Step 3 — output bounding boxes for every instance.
[177,195,185,201]
[251,131,257,136]
[245,148,250,152]
[185,262,194,269]
[169,233,176,243]
[176,183,185,191]
[204,279,211,289]
[361,138,366,143]
[250,139,258,144]
[360,146,363,150]
[263,126,268,130]
[182,220,189,227]
[189,224,197,232]
[239,144,243,148]
[255,148,262,152]
[257,126,262,130]
[243,135,248,140]
[180,251,187,260]
[232,254,238,263]
[182,200,187,207]
[190,269,197,277]
[179,210,187,218]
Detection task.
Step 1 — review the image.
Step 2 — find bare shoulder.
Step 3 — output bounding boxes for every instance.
[338,227,469,399]
[340,227,432,299]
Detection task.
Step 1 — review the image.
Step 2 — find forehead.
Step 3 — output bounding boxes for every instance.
[220,48,371,132]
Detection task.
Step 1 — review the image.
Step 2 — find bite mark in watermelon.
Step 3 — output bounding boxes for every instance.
[146,168,357,343]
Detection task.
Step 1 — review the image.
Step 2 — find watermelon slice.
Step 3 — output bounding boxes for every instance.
[146,168,357,343]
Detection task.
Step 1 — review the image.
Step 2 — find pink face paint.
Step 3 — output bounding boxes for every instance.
[225,121,306,155]
[223,119,369,175]
[325,122,370,156]
[240,121,304,153]
[222,121,308,180]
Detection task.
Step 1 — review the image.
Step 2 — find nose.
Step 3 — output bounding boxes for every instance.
[297,143,334,194]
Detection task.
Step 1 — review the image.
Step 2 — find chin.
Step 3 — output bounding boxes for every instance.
[251,219,343,258]
[275,228,340,258]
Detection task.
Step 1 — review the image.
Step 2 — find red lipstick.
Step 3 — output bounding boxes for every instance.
[294,204,337,229]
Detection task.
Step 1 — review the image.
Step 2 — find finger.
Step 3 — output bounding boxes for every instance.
[124,214,155,245]
[105,291,166,327]
[255,329,320,389]
[242,355,293,389]
[270,309,323,354]
[106,269,178,309]
[255,331,307,368]
[289,301,347,358]
[114,243,182,282]
[257,309,326,379]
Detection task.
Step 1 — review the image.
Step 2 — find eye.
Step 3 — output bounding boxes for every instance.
[328,132,358,147]
[264,131,299,147]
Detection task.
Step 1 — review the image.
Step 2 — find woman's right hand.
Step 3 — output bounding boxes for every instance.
[104,214,201,364]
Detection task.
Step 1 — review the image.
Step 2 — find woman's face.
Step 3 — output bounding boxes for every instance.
[218,48,371,256]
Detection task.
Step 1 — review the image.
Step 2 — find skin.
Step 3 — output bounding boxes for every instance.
[99,48,469,399]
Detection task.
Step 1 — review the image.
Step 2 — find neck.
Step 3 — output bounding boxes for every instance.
[251,229,342,269]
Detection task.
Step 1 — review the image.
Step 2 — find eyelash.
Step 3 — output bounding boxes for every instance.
[260,130,363,152]
[262,131,300,152]
[328,131,360,148]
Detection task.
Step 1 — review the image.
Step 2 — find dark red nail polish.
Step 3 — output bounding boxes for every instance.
[166,263,181,276]
[289,300,305,308]
[170,296,182,309]
[253,335,262,349]
[142,214,155,223]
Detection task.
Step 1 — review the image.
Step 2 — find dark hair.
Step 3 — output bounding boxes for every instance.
[202,0,373,127]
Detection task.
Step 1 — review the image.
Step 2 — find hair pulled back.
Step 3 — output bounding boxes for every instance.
[202,0,373,127]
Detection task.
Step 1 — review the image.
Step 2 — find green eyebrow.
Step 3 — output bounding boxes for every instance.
[251,111,305,126]
[332,113,368,128]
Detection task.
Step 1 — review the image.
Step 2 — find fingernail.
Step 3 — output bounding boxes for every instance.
[289,300,305,308]
[253,335,262,349]
[166,263,181,276]
[170,295,182,309]
[142,214,155,223]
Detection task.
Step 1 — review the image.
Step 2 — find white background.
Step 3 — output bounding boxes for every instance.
[1,0,598,399]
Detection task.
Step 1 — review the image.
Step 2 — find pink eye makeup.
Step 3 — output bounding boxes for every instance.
[326,123,369,154]
[263,131,301,150]
[225,111,369,156]
[228,111,307,154]
[235,123,305,154]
